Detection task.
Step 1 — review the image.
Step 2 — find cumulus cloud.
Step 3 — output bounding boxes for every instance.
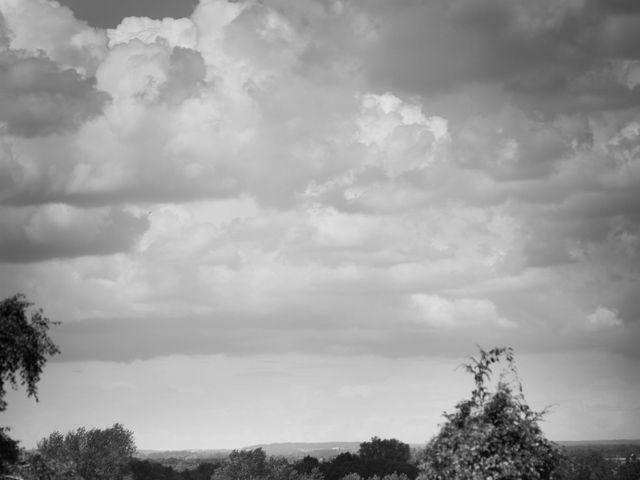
[410,293,515,329]
[1,0,639,362]
[107,16,198,49]
[587,306,623,329]
[0,0,107,75]
[358,0,640,115]
[0,5,109,138]
[0,205,149,262]
[0,51,109,137]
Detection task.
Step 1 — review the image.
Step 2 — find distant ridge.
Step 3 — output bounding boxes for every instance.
[557,439,640,446]
[137,449,231,460]
[241,442,361,458]
[137,439,640,461]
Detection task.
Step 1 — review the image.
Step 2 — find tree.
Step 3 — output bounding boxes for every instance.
[0,293,60,410]
[22,452,84,480]
[295,456,321,476]
[359,438,411,464]
[617,454,640,480]
[0,293,60,473]
[212,448,313,480]
[37,423,137,480]
[212,449,270,480]
[0,428,20,473]
[321,452,363,480]
[556,450,615,480]
[358,438,417,480]
[129,458,181,480]
[418,347,563,480]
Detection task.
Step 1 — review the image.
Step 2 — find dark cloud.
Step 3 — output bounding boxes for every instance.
[451,109,574,181]
[55,0,199,29]
[0,206,149,262]
[359,0,640,115]
[0,51,109,137]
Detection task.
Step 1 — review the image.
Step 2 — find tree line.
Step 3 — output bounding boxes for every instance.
[2,294,640,480]
[8,427,640,480]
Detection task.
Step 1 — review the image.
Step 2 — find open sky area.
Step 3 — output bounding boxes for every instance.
[1,0,640,450]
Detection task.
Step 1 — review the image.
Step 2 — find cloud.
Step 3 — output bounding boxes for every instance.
[0,205,149,262]
[359,0,640,115]
[0,5,108,138]
[56,0,199,29]
[3,0,640,451]
[0,0,107,75]
[107,16,198,49]
[410,293,515,329]
[0,50,109,137]
[587,306,623,329]
[0,0,639,363]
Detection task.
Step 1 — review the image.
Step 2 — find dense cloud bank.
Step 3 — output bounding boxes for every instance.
[0,0,639,359]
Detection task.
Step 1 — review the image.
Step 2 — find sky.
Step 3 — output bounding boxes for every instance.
[1,0,640,450]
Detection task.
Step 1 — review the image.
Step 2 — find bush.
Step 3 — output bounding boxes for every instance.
[418,347,563,480]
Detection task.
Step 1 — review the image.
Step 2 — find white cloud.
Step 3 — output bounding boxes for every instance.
[107,16,198,49]
[410,293,515,329]
[0,0,107,75]
[587,306,623,330]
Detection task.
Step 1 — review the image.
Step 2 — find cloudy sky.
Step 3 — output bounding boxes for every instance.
[2,0,640,450]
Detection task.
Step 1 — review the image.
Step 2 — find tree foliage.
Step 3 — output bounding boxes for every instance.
[418,347,563,480]
[0,293,60,411]
[21,453,84,480]
[0,427,20,474]
[0,293,60,473]
[617,454,640,480]
[36,423,136,480]
[561,450,615,480]
[319,439,418,480]
[211,448,317,480]
[359,438,411,464]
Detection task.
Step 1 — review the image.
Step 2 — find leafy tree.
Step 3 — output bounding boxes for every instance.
[0,293,60,411]
[617,454,640,480]
[358,437,417,480]
[557,450,615,480]
[212,449,321,480]
[322,452,363,480]
[299,468,325,480]
[130,458,181,480]
[380,474,411,480]
[187,461,221,480]
[21,452,84,480]
[37,423,137,480]
[212,449,270,480]
[339,473,411,480]
[418,347,563,480]
[359,438,411,464]
[295,456,321,476]
[0,293,60,473]
[340,474,363,480]
[129,459,221,480]
[0,427,20,474]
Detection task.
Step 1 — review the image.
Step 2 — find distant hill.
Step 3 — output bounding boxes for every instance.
[137,439,640,462]
[242,442,361,459]
[557,439,640,447]
[137,449,230,460]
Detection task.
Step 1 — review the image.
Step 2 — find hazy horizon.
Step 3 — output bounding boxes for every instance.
[2,0,640,451]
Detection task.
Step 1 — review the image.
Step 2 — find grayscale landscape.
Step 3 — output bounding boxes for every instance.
[1,1,640,479]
